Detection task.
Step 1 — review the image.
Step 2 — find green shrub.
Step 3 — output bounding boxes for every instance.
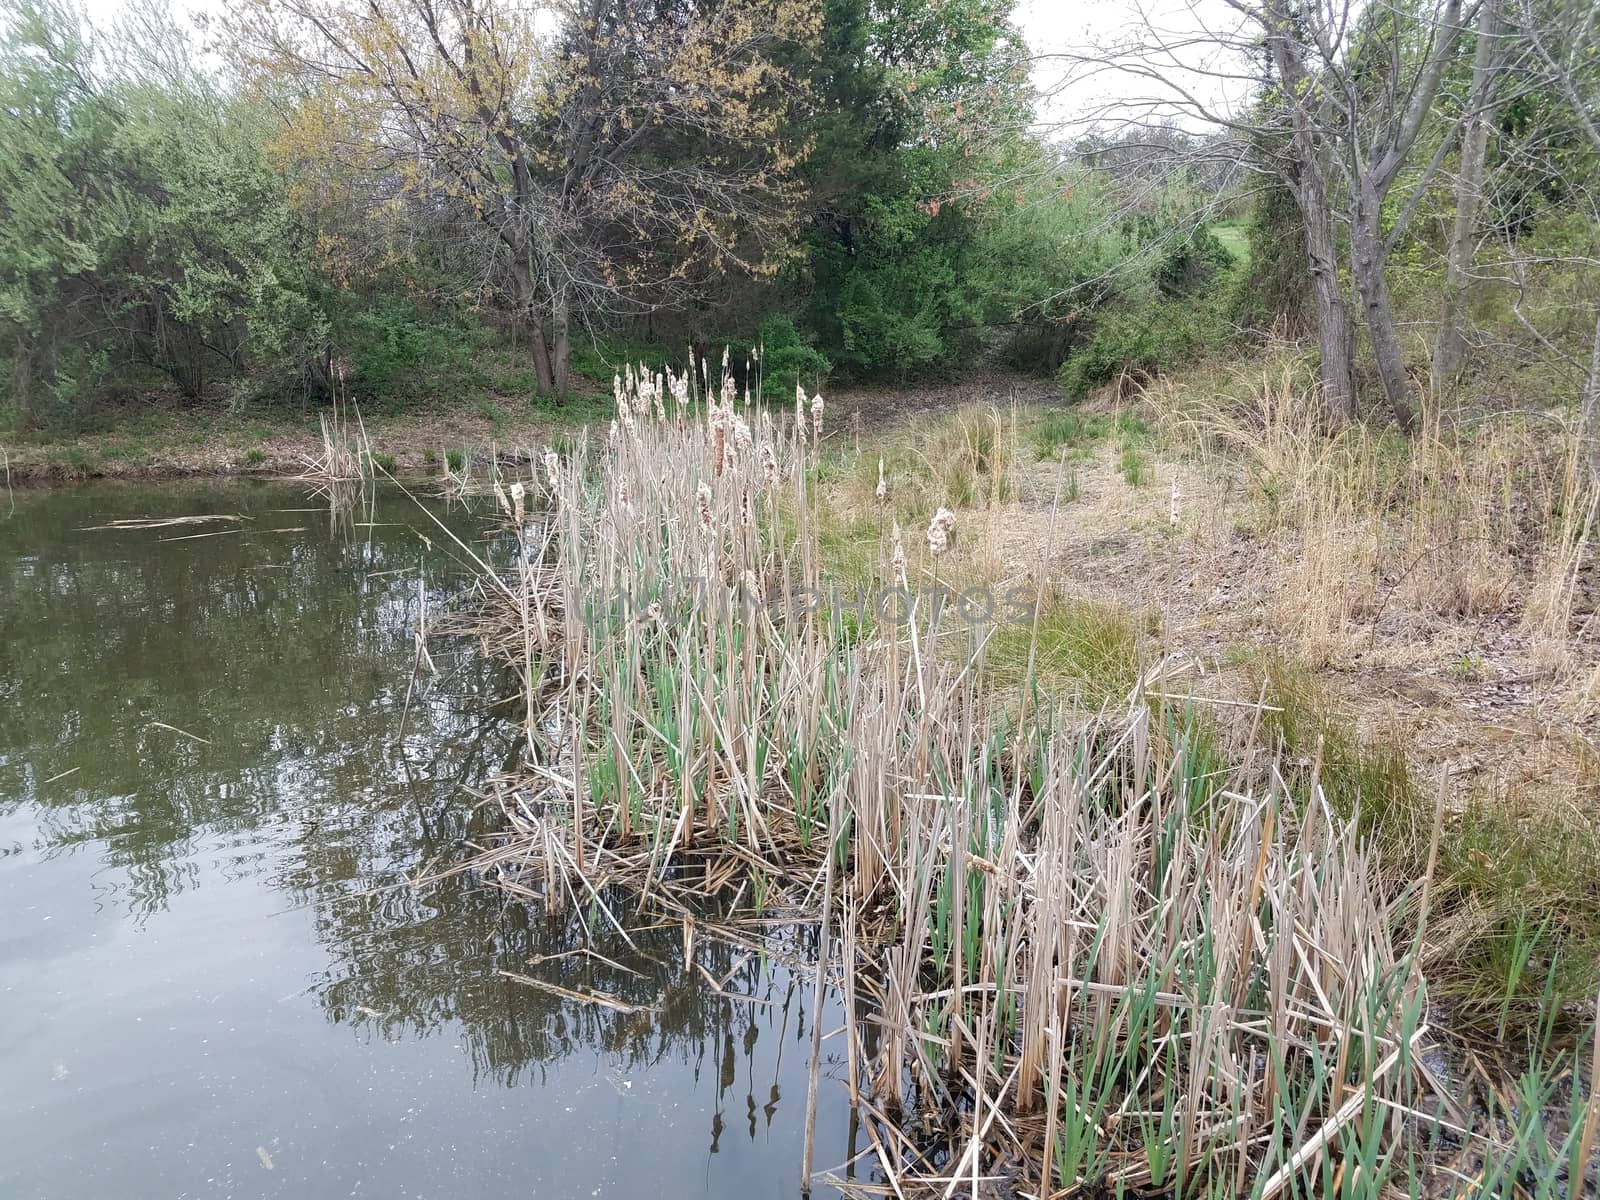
[1055,223,1236,400]
[568,334,679,383]
[1057,301,1226,400]
[1228,183,1309,337]
[754,315,830,399]
[340,298,490,407]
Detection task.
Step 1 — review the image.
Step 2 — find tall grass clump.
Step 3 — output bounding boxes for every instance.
[297,386,377,503]
[983,593,1146,706]
[451,360,1598,1199]
[1171,365,1600,669]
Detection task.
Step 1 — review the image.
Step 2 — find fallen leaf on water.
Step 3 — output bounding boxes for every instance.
[256,1147,274,1171]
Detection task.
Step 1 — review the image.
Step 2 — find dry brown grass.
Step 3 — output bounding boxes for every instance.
[1153,363,1600,682]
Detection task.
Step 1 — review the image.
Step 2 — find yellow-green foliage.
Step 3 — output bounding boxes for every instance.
[985,595,1145,707]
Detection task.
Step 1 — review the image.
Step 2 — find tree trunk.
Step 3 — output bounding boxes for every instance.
[1583,310,1600,482]
[551,289,570,396]
[509,253,556,393]
[1262,0,1357,426]
[1432,0,1503,388]
[530,322,555,394]
[1300,177,1359,425]
[1351,185,1419,433]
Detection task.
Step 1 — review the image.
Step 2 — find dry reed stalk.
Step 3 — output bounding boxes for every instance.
[296,392,375,508]
[81,513,247,531]
[801,845,834,1195]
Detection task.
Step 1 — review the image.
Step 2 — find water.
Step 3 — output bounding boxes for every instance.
[0,481,852,1199]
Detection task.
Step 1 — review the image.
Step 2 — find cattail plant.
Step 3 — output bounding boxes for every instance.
[443,351,1587,1200]
[926,506,956,556]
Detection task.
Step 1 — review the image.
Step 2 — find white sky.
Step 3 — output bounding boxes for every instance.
[71,0,1255,130]
[1014,0,1256,130]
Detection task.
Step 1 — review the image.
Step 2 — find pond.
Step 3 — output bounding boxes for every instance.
[0,480,853,1199]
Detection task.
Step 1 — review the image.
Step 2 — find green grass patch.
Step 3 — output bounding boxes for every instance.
[530,389,613,425]
[1254,654,1425,849]
[364,450,396,476]
[100,440,148,462]
[1118,437,1149,487]
[985,595,1145,707]
[1032,409,1111,460]
[45,446,94,475]
[1440,798,1600,1031]
[1210,221,1250,265]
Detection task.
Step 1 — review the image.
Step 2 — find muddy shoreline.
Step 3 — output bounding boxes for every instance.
[1,372,1058,485]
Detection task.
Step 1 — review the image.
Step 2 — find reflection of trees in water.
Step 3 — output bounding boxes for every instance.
[0,481,491,917]
[288,734,828,1146]
[1,482,834,1159]
[298,793,822,1114]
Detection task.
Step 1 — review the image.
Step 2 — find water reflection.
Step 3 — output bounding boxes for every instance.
[0,480,849,1199]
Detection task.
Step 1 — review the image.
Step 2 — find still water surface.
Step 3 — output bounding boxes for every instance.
[0,481,849,1199]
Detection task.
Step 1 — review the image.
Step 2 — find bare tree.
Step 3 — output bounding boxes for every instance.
[1510,0,1600,453]
[1038,0,1494,430]
[229,0,814,393]
[1258,0,1360,423]
[1338,0,1479,431]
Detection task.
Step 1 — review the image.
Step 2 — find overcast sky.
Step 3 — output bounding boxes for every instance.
[69,0,1256,130]
[1016,0,1255,130]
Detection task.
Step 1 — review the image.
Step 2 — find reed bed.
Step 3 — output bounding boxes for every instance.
[451,364,1597,1198]
[296,395,374,501]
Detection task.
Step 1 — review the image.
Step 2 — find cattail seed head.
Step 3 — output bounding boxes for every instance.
[697,480,713,531]
[810,393,824,449]
[875,455,887,504]
[510,480,525,526]
[927,507,956,557]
